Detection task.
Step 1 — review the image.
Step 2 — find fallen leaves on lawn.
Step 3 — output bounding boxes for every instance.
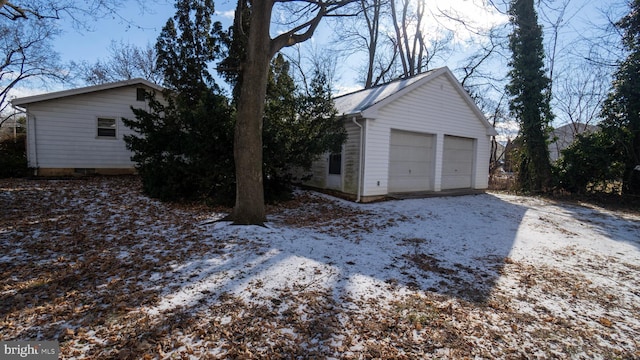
[1,176,639,359]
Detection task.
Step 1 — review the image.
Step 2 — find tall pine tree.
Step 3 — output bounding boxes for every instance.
[124,0,344,205]
[123,0,235,203]
[600,0,640,195]
[262,55,346,199]
[506,0,553,193]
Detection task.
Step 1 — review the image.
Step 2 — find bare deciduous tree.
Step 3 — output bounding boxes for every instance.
[74,40,161,85]
[390,0,433,77]
[1,1,150,115]
[0,18,64,115]
[231,0,358,225]
[1,1,147,25]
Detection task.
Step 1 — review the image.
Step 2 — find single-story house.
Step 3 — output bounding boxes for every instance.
[303,66,498,202]
[11,78,163,176]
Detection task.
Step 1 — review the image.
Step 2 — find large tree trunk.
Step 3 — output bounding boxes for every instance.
[231,0,274,225]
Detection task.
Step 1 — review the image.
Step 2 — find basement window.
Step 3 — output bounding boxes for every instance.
[97,117,117,138]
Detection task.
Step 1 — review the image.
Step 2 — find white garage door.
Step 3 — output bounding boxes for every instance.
[388,130,435,192]
[442,135,474,189]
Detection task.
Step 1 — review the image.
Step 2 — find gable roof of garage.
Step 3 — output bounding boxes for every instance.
[334,70,436,115]
[334,67,497,136]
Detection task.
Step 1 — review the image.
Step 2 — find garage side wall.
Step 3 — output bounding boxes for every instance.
[361,75,491,196]
[342,119,362,195]
[303,118,361,196]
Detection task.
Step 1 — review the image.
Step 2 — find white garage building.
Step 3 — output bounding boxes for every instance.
[304,67,497,202]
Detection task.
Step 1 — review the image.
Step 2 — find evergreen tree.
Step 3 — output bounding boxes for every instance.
[216,0,250,101]
[555,131,625,194]
[262,55,347,200]
[123,0,235,203]
[600,0,640,195]
[505,0,553,193]
[263,54,299,198]
[155,0,222,103]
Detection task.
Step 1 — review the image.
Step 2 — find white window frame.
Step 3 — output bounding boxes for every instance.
[96,117,117,139]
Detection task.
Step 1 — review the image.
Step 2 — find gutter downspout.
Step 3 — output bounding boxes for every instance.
[352,116,363,202]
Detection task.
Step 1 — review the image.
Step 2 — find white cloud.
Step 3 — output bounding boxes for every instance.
[494,119,520,143]
[425,0,509,44]
[216,10,235,20]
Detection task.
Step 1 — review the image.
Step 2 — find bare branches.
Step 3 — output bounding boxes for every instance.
[0,18,66,114]
[1,1,152,32]
[0,1,156,116]
[270,0,359,56]
[73,40,161,85]
[1,1,59,20]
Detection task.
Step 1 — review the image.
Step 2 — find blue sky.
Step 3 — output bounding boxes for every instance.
[18,0,509,97]
[56,1,234,72]
[13,0,625,102]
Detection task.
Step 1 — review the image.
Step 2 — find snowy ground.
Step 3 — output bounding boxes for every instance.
[1,176,639,359]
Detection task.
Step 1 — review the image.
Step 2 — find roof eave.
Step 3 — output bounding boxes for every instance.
[11,78,164,107]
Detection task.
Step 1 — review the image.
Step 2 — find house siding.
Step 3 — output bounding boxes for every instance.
[361,75,491,196]
[342,119,362,195]
[303,118,361,195]
[305,157,328,189]
[25,86,153,171]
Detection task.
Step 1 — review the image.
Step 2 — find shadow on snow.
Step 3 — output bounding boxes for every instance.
[9,178,637,357]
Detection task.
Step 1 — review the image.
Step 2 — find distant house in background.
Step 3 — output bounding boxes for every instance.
[11,79,163,176]
[549,123,599,162]
[303,67,498,202]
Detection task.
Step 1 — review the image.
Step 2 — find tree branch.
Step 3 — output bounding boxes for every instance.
[270,0,357,57]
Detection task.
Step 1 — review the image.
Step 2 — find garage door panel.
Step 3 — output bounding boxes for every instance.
[388,130,435,193]
[389,161,431,177]
[445,175,473,189]
[442,135,474,190]
[390,146,434,162]
[442,159,473,171]
[391,132,434,147]
[445,136,474,150]
[389,177,430,191]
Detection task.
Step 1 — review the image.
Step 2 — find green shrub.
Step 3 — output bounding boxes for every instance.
[0,134,30,178]
[554,131,624,194]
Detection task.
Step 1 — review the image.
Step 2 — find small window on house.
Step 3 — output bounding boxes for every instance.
[136,88,146,101]
[329,153,342,175]
[97,118,116,138]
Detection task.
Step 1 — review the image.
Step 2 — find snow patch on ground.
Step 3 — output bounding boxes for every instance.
[1,177,639,358]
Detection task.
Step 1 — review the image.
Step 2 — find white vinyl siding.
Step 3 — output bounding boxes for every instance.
[25,86,151,169]
[361,74,491,196]
[304,117,362,194]
[342,119,362,194]
[305,157,328,188]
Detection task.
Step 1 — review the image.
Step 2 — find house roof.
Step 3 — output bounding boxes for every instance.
[11,78,164,107]
[334,69,436,115]
[334,67,497,136]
